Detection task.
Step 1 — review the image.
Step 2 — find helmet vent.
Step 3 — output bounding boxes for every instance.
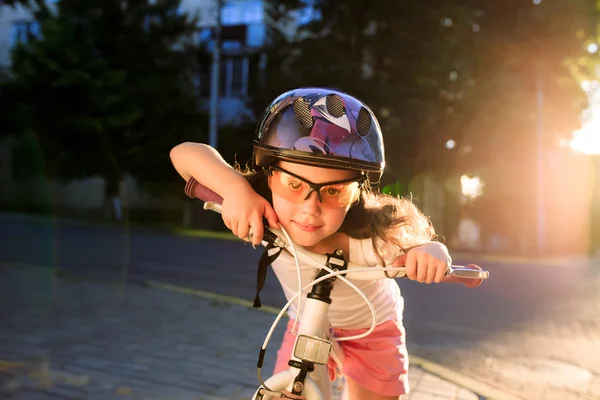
[326,94,345,118]
[293,97,314,128]
[356,107,371,136]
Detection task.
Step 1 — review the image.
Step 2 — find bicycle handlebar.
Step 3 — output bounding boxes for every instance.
[202,201,489,281]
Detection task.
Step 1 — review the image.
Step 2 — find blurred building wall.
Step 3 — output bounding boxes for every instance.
[412,146,594,256]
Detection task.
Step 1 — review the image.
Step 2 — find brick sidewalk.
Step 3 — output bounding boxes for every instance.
[0,266,480,400]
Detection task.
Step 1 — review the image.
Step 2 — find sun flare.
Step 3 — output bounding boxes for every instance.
[570,81,600,155]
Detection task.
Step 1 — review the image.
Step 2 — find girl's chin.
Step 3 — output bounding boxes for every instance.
[288,233,321,248]
[283,227,323,247]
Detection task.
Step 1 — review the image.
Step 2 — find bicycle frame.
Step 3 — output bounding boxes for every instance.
[201,201,488,400]
[255,295,338,400]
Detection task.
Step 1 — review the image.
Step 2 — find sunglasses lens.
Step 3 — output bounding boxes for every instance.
[269,170,360,208]
[319,183,360,208]
[269,170,309,204]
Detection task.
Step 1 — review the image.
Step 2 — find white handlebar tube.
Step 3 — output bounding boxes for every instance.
[202,202,489,281]
[274,236,489,280]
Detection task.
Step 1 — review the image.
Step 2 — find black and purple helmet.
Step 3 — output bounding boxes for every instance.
[253,88,385,184]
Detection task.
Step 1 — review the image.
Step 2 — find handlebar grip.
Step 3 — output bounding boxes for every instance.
[447,265,489,280]
[185,178,223,203]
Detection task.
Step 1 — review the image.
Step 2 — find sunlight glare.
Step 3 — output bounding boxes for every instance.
[571,82,600,155]
[460,175,484,199]
[570,122,600,155]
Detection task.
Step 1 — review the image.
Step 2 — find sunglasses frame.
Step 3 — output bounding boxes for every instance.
[267,165,366,205]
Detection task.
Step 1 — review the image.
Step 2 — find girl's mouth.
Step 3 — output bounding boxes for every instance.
[293,221,322,232]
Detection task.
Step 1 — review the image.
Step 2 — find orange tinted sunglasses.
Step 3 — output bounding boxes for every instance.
[267,165,364,208]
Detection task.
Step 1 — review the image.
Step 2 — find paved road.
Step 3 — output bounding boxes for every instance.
[0,266,480,400]
[1,213,599,399]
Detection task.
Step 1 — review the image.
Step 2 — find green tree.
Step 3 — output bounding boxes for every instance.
[427,0,595,170]
[1,0,208,218]
[259,0,476,179]
[259,0,595,181]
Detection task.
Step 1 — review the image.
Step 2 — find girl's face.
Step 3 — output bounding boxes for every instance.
[268,161,361,249]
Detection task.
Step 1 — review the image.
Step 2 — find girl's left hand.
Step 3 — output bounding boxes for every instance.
[392,242,483,287]
[392,242,451,284]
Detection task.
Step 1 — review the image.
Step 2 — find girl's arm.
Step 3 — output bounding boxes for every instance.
[170,142,279,245]
[170,142,252,200]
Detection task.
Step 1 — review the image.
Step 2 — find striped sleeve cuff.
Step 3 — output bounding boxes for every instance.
[184,177,199,198]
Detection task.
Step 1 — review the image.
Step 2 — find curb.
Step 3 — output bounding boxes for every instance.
[172,228,237,241]
[146,280,523,400]
[143,281,281,315]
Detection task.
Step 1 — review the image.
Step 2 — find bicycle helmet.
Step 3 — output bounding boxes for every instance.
[253,87,385,184]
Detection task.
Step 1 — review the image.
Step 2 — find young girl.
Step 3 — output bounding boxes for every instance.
[170,88,483,400]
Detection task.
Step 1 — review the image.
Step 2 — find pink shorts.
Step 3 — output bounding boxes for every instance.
[273,319,410,396]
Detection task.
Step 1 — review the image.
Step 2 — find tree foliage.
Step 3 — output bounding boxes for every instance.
[0,0,208,197]
[260,0,597,181]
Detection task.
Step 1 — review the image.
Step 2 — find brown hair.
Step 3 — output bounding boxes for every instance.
[241,168,437,266]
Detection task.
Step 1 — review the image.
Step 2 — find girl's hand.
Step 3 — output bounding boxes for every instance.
[392,243,483,287]
[392,242,452,284]
[221,187,279,246]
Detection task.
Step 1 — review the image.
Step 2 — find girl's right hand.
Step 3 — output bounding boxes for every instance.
[221,187,280,246]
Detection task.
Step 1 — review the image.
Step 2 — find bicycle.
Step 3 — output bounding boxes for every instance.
[189,183,489,400]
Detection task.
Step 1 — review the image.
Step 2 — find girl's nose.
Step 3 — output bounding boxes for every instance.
[301,191,322,215]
